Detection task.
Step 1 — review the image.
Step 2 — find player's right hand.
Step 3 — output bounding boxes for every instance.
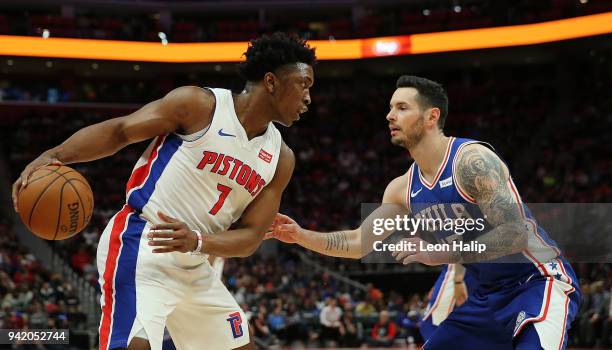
[12,153,62,212]
[265,213,300,244]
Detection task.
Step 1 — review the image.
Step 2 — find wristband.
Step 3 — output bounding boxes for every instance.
[454,281,464,284]
[190,229,203,255]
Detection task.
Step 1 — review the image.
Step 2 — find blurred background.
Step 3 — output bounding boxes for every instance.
[0,0,611,349]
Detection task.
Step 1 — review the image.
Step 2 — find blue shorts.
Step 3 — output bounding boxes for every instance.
[424,259,581,350]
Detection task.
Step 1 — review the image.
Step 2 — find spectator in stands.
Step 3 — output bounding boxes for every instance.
[581,281,611,347]
[398,309,422,345]
[367,310,397,347]
[284,302,307,344]
[28,301,48,329]
[267,304,287,341]
[252,309,275,347]
[319,297,342,347]
[601,286,612,348]
[355,296,377,318]
[339,304,360,347]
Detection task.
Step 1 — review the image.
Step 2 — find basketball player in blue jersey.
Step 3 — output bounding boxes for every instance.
[12,33,315,350]
[267,75,581,349]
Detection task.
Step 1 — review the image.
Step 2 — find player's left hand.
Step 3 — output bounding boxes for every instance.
[454,280,468,306]
[391,237,457,266]
[147,212,198,253]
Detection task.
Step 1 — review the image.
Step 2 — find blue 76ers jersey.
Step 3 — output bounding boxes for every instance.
[406,137,572,287]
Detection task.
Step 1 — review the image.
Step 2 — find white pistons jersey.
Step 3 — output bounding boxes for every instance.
[124,88,282,266]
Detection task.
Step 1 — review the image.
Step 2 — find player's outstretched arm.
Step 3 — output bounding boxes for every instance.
[266,173,410,259]
[12,86,214,210]
[267,213,362,259]
[148,142,296,258]
[454,143,529,263]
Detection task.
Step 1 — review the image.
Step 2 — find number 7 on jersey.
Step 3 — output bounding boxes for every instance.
[210,184,232,215]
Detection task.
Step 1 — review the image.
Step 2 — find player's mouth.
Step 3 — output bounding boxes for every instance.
[389,125,401,136]
[295,106,308,120]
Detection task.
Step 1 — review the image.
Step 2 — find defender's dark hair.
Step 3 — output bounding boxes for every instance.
[238,32,317,81]
[396,75,448,130]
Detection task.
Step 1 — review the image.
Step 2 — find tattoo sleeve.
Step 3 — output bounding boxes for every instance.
[455,146,528,263]
[325,231,350,252]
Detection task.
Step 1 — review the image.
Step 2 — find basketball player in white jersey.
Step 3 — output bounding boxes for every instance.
[12,33,316,350]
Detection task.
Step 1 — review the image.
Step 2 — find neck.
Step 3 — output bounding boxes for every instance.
[408,132,451,179]
[233,85,273,140]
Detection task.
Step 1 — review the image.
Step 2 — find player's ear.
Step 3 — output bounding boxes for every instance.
[263,72,278,94]
[427,107,441,127]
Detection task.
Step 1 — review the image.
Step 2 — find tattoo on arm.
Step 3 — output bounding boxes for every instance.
[455,146,527,262]
[325,231,350,252]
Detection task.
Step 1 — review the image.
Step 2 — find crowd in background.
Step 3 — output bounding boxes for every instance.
[0,0,610,43]
[0,219,89,349]
[0,30,611,350]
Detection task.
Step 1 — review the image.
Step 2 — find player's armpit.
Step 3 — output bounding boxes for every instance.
[454,144,528,263]
[200,143,295,258]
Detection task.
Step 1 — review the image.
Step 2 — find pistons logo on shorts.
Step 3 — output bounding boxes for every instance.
[226,312,244,338]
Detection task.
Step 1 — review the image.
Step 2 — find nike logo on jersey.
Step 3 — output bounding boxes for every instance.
[218,129,236,137]
[410,188,422,198]
[439,176,453,188]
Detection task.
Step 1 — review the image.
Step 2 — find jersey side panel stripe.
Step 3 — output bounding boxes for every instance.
[127,134,182,211]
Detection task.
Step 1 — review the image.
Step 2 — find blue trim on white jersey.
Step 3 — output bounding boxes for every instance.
[127,134,182,212]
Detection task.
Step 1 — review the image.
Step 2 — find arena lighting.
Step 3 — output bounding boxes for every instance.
[158,32,168,45]
[0,12,611,62]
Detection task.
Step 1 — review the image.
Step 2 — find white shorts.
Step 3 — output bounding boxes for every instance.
[96,206,249,350]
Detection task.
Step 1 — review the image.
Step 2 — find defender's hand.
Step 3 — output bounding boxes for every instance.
[148,212,198,253]
[12,154,62,212]
[391,237,456,266]
[264,213,301,244]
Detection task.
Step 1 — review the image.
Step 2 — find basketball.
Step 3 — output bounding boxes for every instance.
[17,165,94,240]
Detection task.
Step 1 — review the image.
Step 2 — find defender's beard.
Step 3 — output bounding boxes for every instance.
[393,115,425,149]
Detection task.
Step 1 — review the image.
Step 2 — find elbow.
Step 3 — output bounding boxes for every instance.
[237,234,264,257]
[238,244,259,258]
[510,222,529,253]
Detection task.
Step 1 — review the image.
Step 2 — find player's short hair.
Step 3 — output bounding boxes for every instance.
[238,32,317,81]
[396,75,449,130]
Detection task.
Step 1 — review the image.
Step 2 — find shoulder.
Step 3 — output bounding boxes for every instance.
[455,143,509,177]
[277,141,296,172]
[270,141,295,186]
[160,86,215,124]
[454,142,510,199]
[383,168,411,205]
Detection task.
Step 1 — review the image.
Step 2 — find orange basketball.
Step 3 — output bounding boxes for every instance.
[17,165,94,240]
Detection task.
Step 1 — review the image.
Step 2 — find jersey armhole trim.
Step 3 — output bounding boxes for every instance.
[405,164,414,213]
[174,87,217,147]
[451,141,479,204]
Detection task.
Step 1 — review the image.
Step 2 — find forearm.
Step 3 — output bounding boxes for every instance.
[201,228,263,258]
[458,222,528,263]
[296,229,362,259]
[46,119,127,164]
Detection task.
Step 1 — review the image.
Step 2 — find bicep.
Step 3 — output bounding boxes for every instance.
[237,144,295,232]
[116,86,213,145]
[455,145,522,225]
